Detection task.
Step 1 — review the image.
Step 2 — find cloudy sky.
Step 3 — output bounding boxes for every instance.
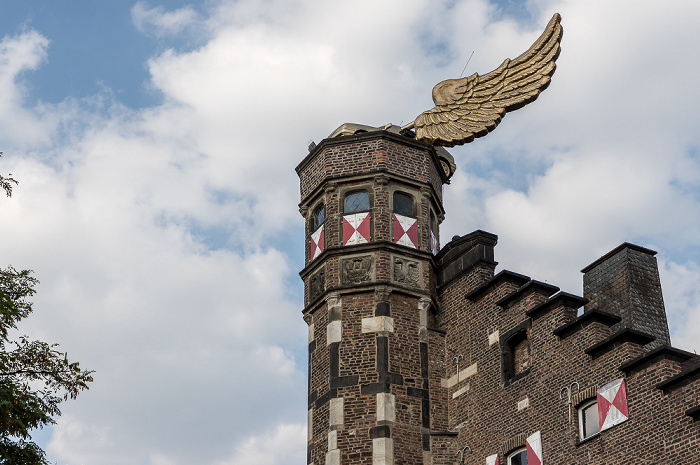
[1,0,699,463]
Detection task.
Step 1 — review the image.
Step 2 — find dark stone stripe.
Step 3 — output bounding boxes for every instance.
[361,382,391,395]
[308,390,317,407]
[369,425,391,439]
[422,432,430,451]
[407,387,429,399]
[379,372,403,386]
[331,375,359,389]
[377,336,388,373]
[420,342,428,378]
[422,399,430,428]
[330,342,339,378]
[309,340,317,353]
[315,388,338,408]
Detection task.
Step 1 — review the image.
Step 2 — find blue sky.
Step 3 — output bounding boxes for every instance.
[1,1,700,464]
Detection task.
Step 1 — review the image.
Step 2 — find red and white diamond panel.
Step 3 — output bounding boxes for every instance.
[393,213,418,249]
[343,212,371,246]
[309,224,324,261]
[526,431,543,465]
[485,454,499,465]
[430,229,439,255]
[597,378,629,432]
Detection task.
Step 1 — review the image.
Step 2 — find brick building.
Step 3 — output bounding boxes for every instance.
[296,124,700,465]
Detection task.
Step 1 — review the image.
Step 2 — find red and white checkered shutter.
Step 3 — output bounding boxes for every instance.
[597,378,629,431]
[309,224,324,261]
[393,213,418,249]
[342,212,371,246]
[526,431,542,465]
[485,453,499,465]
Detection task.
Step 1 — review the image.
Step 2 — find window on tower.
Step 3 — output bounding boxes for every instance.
[392,191,414,217]
[312,204,325,231]
[344,191,370,213]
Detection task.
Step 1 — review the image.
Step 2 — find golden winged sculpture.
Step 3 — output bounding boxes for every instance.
[403,13,563,147]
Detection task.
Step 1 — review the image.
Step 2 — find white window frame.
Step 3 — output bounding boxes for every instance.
[507,447,527,465]
[578,398,600,440]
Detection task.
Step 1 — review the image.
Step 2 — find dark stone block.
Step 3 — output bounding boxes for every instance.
[369,425,391,439]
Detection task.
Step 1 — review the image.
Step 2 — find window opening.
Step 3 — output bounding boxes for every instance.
[507,448,527,465]
[313,205,325,231]
[393,192,414,217]
[344,191,370,213]
[501,323,531,385]
[578,400,600,440]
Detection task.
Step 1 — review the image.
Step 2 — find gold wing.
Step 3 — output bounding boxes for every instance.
[413,13,563,147]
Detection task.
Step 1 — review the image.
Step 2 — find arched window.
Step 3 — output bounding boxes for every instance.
[578,399,600,440]
[507,448,527,465]
[392,191,414,217]
[344,191,369,213]
[312,204,325,231]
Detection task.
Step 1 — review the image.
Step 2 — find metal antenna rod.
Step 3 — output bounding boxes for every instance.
[460,51,475,78]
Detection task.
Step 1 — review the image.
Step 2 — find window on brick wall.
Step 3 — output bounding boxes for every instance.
[578,399,600,440]
[507,448,527,465]
[313,204,325,230]
[392,191,414,216]
[500,320,531,386]
[344,191,370,213]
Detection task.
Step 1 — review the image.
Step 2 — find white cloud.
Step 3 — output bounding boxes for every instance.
[216,423,307,465]
[131,2,201,38]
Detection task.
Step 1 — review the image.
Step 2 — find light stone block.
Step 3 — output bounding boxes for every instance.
[309,323,315,343]
[452,383,469,399]
[361,316,394,333]
[443,362,478,388]
[488,329,499,346]
[377,393,396,423]
[517,397,529,411]
[373,437,394,465]
[328,430,337,451]
[308,409,313,442]
[327,321,342,345]
[326,449,340,465]
[329,397,344,427]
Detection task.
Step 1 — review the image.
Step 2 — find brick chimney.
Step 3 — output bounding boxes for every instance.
[581,243,671,349]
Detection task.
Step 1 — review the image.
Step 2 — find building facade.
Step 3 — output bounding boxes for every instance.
[296,125,700,465]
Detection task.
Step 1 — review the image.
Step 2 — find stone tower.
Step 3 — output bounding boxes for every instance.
[297,124,454,465]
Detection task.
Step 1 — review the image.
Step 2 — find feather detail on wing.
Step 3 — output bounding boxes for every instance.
[414,13,563,147]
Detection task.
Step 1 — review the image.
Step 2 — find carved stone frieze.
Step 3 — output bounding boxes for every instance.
[340,254,374,285]
[309,267,325,301]
[391,255,423,289]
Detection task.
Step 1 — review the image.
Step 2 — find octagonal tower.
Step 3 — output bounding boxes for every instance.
[297,124,453,465]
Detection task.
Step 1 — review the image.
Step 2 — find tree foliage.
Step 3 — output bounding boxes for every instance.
[0,152,18,199]
[1,157,94,464]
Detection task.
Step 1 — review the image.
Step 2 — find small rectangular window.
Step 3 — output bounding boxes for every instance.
[579,400,600,440]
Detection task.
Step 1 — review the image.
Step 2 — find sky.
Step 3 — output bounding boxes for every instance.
[1,0,699,463]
